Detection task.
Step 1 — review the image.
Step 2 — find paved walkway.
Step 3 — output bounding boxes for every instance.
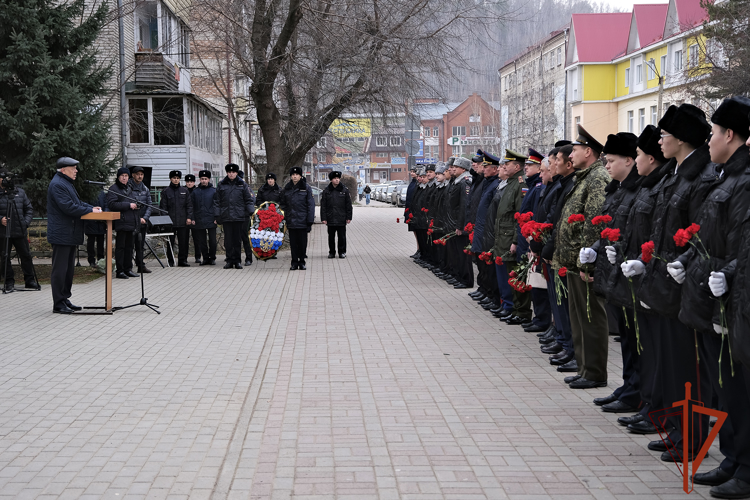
[0,205,718,499]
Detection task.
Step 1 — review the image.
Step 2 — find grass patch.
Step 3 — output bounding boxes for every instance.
[33,264,104,285]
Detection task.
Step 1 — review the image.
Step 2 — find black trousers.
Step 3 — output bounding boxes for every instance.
[86,234,104,264]
[50,244,76,309]
[1,235,35,285]
[415,229,429,261]
[166,227,189,265]
[637,311,663,416]
[327,225,346,254]
[223,221,243,265]
[450,235,473,287]
[288,228,308,264]
[115,230,134,273]
[609,304,642,408]
[189,226,201,261]
[195,227,217,262]
[241,218,252,262]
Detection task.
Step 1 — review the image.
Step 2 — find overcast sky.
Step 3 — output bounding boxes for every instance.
[606,0,669,10]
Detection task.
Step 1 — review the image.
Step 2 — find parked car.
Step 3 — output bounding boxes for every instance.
[384,185,398,204]
[395,186,408,206]
[376,184,388,201]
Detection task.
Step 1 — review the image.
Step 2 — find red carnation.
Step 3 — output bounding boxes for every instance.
[592,215,613,226]
[641,241,655,263]
[495,256,503,265]
[463,249,469,254]
[558,267,567,277]
[687,223,701,236]
[404,208,409,212]
[514,212,533,224]
[396,218,400,223]
[427,229,433,235]
[429,219,434,227]
[674,228,691,247]
[464,222,475,233]
[567,214,585,223]
[469,233,474,244]
[509,270,518,278]
[601,227,620,242]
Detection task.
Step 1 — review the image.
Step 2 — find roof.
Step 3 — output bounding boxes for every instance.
[676,0,709,29]
[570,13,631,63]
[499,27,568,69]
[411,102,461,120]
[633,4,669,50]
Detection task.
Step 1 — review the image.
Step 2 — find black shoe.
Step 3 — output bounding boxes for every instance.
[541,342,563,355]
[481,301,497,310]
[299,264,306,270]
[328,253,336,259]
[569,378,607,389]
[647,439,669,452]
[709,478,750,498]
[138,266,152,273]
[64,300,82,311]
[126,270,139,278]
[410,251,421,259]
[564,374,582,384]
[661,448,703,462]
[628,420,659,434]
[224,263,234,269]
[168,261,176,267]
[469,290,482,297]
[593,393,618,406]
[521,321,534,329]
[116,272,129,279]
[208,260,216,265]
[234,264,243,269]
[617,414,644,427]
[497,310,513,320]
[178,262,191,267]
[244,259,252,266]
[539,335,556,345]
[2,283,14,293]
[601,400,639,413]
[478,297,493,305]
[290,263,298,270]
[339,253,346,259]
[537,325,555,337]
[557,360,578,372]
[471,293,486,302]
[53,304,74,314]
[614,336,621,342]
[24,281,41,290]
[550,350,575,366]
[524,324,547,333]
[454,283,470,289]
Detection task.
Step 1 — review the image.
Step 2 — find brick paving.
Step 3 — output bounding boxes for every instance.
[0,204,719,499]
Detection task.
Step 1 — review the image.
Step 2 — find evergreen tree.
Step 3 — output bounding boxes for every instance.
[0,0,116,212]
[699,0,750,99]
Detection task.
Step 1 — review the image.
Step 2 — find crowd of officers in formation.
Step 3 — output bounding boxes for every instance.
[405,97,750,499]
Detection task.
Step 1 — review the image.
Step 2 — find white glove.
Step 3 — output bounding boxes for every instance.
[714,324,724,334]
[708,271,727,297]
[640,301,651,310]
[605,246,617,265]
[667,261,686,284]
[621,260,645,278]
[579,247,597,264]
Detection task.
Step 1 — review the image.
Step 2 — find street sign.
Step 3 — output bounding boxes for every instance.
[405,139,420,155]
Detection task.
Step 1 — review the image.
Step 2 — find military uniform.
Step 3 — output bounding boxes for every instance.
[470,152,502,311]
[447,158,473,288]
[193,170,217,265]
[159,170,194,267]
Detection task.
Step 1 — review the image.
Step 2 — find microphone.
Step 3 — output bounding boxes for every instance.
[84,180,107,186]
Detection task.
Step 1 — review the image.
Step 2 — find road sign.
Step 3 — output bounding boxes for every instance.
[405,139,420,155]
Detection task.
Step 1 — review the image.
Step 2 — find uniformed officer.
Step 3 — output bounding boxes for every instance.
[411,168,429,263]
[214,163,254,269]
[405,166,419,258]
[159,170,193,267]
[106,166,141,279]
[320,170,353,258]
[184,174,201,264]
[430,163,451,278]
[447,157,473,288]
[193,170,217,265]
[128,166,152,273]
[470,151,502,312]
[238,170,255,266]
[280,166,315,270]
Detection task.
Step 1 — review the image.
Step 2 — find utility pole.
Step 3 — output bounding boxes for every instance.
[657,75,664,118]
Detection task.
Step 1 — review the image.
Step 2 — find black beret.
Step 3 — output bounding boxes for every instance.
[289,166,303,176]
[169,170,182,179]
[266,172,277,180]
[637,125,666,163]
[603,132,638,159]
[659,104,710,147]
[198,170,211,179]
[554,140,572,148]
[56,157,79,168]
[184,174,196,182]
[225,163,240,173]
[711,96,750,137]
[131,166,144,173]
[329,170,342,180]
[571,124,604,154]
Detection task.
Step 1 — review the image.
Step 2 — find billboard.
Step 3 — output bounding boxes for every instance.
[329,118,371,138]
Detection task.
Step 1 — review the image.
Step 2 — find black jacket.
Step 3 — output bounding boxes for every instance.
[677,145,750,335]
[192,184,217,229]
[84,191,107,236]
[280,177,315,229]
[606,163,669,309]
[638,143,716,318]
[0,187,33,238]
[529,175,561,254]
[320,182,352,226]
[466,169,485,224]
[411,183,428,229]
[447,171,471,232]
[159,184,193,228]
[431,181,450,234]
[728,206,750,366]
[404,177,418,216]
[256,182,282,208]
[107,181,141,232]
[128,179,152,222]
[214,176,255,224]
[541,172,576,261]
[592,168,641,299]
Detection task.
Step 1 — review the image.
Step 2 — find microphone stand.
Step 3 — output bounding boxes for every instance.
[99,185,167,315]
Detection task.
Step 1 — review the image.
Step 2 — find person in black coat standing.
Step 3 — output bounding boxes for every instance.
[214,163,255,269]
[128,166,152,273]
[107,167,141,279]
[184,174,201,264]
[320,170,352,258]
[47,157,101,314]
[193,170,217,265]
[1,174,38,292]
[84,190,107,268]
[238,170,255,266]
[159,170,193,267]
[256,173,282,207]
[281,166,315,270]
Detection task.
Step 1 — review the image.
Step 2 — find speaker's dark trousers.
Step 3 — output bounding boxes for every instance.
[327,225,346,255]
[50,244,76,309]
[288,228,308,264]
[195,228,217,262]
[223,222,243,265]
[1,236,35,285]
[86,234,104,265]
[115,230,135,274]
[166,227,189,266]
[241,218,252,262]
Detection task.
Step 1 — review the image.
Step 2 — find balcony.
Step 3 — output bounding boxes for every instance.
[134,52,179,91]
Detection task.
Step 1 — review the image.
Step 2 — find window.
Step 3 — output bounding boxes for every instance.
[376,152,388,158]
[635,64,642,84]
[452,126,466,136]
[483,125,495,135]
[452,145,461,155]
[470,126,480,136]
[469,114,480,122]
[433,127,439,136]
[570,68,579,100]
[317,152,326,162]
[625,68,630,88]
[376,136,387,147]
[423,127,431,137]
[647,58,656,80]
[319,172,328,181]
[661,55,667,76]
[129,99,149,143]
[317,137,326,147]
[152,97,184,145]
[304,152,312,163]
[638,108,645,131]
[373,172,380,180]
[575,116,581,127]
[557,47,562,65]
[390,136,402,146]
[136,2,158,51]
[391,168,402,173]
[674,49,683,71]
[627,110,634,133]
[651,105,657,125]
[689,44,699,67]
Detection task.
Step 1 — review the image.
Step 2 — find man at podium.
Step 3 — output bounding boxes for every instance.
[47,157,101,314]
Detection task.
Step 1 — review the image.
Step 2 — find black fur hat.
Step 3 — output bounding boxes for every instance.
[637,125,667,164]
[289,166,303,176]
[225,163,240,173]
[711,96,750,138]
[658,104,710,147]
[184,174,196,182]
[169,170,182,179]
[328,170,342,180]
[198,170,211,179]
[603,132,638,159]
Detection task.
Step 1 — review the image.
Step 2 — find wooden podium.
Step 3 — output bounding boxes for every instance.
[81,211,120,313]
